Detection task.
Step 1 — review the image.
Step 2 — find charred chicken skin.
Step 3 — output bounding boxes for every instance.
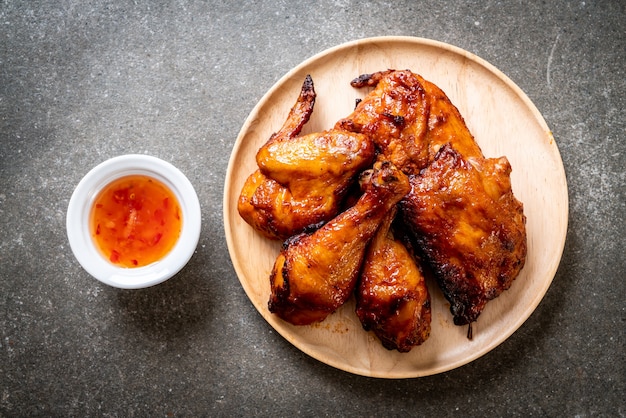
[268,161,410,325]
[401,144,527,332]
[335,70,431,175]
[238,75,375,240]
[356,207,431,352]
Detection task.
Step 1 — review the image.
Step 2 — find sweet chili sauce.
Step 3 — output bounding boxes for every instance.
[90,175,182,268]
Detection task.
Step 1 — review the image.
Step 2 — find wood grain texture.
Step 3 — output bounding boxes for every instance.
[223,36,568,378]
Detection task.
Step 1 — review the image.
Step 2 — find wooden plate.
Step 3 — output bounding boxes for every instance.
[223,36,568,378]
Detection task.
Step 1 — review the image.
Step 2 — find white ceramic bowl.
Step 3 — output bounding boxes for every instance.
[66,154,201,289]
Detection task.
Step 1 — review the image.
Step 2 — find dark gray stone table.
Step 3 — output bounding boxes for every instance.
[1,1,624,416]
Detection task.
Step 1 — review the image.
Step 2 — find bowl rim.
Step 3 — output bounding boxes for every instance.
[66,154,201,289]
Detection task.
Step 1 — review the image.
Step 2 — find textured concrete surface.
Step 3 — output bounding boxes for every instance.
[1,0,624,416]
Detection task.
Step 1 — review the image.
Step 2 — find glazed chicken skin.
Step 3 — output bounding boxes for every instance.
[238,75,375,240]
[419,75,484,162]
[268,161,410,325]
[401,144,527,335]
[336,70,430,175]
[337,69,483,175]
[356,207,431,352]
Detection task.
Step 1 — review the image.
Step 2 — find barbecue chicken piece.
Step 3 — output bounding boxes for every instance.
[401,144,527,334]
[355,207,431,352]
[268,161,410,325]
[342,69,527,336]
[335,70,430,175]
[238,75,375,240]
[419,75,484,162]
[336,69,483,175]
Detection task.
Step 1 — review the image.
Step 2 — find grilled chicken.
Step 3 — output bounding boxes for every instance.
[342,69,526,335]
[336,70,430,175]
[337,69,483,175]
[238,75,375,240]
[418,75,484,162]
[239,69,527,340]
[356,207,431,352]
[401,145,527,334]
[268,161,410,325]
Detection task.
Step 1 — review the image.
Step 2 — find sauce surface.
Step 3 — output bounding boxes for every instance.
[90,175,182,267]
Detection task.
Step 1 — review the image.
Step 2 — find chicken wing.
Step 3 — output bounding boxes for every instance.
[268,161,410,325]
[400,144,527,334]
[238,75,375,240]
[355,207,431,352]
